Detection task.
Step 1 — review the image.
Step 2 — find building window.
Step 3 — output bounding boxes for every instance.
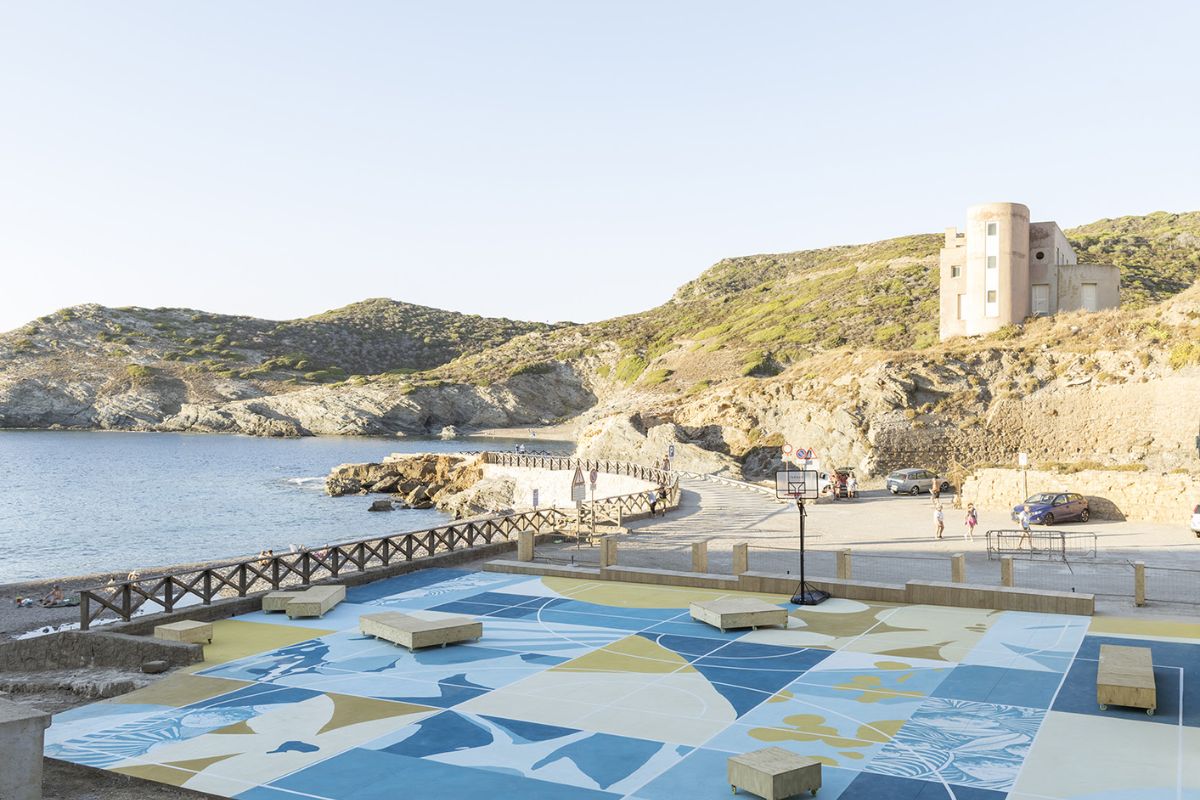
[986,290,997,303]
[986,256,997,269]
[986,222,998,235]
[956,293,965,320]
[951,265,961,278]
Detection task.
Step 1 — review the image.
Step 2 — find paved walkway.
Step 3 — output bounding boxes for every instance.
[537,477,1200,616]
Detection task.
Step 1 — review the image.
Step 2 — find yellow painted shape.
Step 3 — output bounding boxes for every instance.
[161,753,237,774]
[112,673,250,707]
[183,619,335,672]
[552,634,696,674]
[856,719,905,743]
[541,576,787,609]
[767,689,795,704]
[835,674,922,702]
[214,719,255,735]
[750,714,869,750]
[839,751,866,760]
[874,661,912,670]
[114,763,199,787]
[318,693,436,735]
[1089,616,1200,642]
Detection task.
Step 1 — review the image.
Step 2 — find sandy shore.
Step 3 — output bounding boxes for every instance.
[467,421,580,442]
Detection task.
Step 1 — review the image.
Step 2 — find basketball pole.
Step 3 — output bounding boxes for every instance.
[790,477,829,606]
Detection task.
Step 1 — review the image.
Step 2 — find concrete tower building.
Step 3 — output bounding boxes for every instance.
[939,202,1119,341]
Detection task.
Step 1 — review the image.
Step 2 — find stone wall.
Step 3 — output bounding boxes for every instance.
[0,631,202,673]
[961,467,1199,524]
[480,464,656,508]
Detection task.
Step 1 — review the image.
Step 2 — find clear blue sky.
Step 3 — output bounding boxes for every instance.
[2,1,1198,333]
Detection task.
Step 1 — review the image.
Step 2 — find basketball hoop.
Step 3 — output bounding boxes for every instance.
[774,467,828,606]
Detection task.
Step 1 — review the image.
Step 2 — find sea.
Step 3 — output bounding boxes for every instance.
[0,430,571,584]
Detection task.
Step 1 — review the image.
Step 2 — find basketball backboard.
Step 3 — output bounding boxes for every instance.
[775,468,820,500]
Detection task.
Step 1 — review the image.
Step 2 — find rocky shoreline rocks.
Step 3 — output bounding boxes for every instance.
[325,452,485,513]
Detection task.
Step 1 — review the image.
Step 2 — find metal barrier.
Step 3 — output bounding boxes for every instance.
[79,452,679,629]
[985,529,1097,561]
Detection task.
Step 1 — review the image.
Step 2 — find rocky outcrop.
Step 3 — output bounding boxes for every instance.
[325,453,485,513]
[574,414,743,477]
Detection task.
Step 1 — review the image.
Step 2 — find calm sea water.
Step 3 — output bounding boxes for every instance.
[0,430,570,583]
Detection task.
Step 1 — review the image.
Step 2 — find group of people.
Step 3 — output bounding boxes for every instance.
[645,484,669,517]
[933,501,979,541]
[14,583,69,608]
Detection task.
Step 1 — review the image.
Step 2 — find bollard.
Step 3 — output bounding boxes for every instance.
[0,698,52,800]
[692,540,709,573]
[1134,561,1145,607]
[951,553,966,583]
[732,543,749,575]
[517,530,535,562]
[837,548,853,580]
[600,536,618,568]
[1001,556,1014,587]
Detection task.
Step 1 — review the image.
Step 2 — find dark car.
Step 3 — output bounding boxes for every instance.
[1011,492,1090,525]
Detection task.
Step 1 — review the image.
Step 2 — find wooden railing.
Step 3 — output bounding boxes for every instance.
[78,452,679,629]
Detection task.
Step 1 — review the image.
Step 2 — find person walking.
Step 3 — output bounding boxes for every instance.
[934,503,944,539]
[655,485,668,517]
[930,475,941,503]
[1018,505,1033,550]
[647,489,658,518]
[847,474,858,499]
[964,503,978,541]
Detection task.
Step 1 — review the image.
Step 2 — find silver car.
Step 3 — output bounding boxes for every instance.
[886,468,950,496]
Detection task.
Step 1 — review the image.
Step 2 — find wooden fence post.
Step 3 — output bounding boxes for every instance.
[600,536,618,568]
[1134,561,1145,607]
[951,553,966,583]
[1001,556,1014,587]
[732,543,749,575]
[518,530,535,562]
[837,549,853,580]
[692,540,708,573]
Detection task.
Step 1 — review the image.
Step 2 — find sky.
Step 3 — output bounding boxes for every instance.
[2,1,1199,333]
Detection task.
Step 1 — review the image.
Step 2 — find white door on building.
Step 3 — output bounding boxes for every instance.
[1031,284,1050,316]
[1082,283,1098,311]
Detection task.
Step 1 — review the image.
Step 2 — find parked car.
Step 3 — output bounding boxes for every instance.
[1191,503,1200,538]
[886,469,949,496]
[1011,492,1090,525]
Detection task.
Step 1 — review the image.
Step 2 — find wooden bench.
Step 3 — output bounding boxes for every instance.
[728,747,820,798]
[1097,643,1156,715]
[360,612,482,650]
[262,591,306,613]
[691,599,788,633]
[285,585,346,619]
[154,620,213,645]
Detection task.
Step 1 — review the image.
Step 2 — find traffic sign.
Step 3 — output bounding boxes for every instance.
[668,444,675,459]
[589,469,598,489]
[571,467,586,503]
[532,488,539,509]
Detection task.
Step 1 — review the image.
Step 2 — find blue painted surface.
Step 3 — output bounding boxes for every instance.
[1053,635,1198,726]
[931,664,1063,709]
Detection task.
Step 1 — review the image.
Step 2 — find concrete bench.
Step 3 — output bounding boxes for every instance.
[483,559,603,580]
[691,599,788,633]
[360,612,482,650]
[738,571,907,603]
[285,585,346,619]
[153,620,213,644]
[1098,644,1156,715]
[262,591,306,613]
[728,746,820,799]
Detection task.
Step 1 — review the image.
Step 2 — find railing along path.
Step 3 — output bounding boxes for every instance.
[79,452,679,629]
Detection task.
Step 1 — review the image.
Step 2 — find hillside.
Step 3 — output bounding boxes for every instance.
[0,300,562,430]
[1,210,1198,475]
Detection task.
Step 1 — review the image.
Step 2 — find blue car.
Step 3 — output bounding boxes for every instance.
[1011,492,1090,525]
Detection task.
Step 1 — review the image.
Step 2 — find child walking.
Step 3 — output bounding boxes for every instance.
[964,503,978,541]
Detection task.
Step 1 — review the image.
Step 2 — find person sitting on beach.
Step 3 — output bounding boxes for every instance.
[39,585,64,607]
[15,596,34,608]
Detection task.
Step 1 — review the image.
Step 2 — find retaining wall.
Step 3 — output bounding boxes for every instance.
[961,467,1199,524]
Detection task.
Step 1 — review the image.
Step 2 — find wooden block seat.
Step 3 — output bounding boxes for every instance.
[728,746,821,798]
[360,611,482,650]
[262,591,306,613]
[691,598,788,633]
[1097,643,1157,715]
[154,620,213,645]
[284,585,346,619]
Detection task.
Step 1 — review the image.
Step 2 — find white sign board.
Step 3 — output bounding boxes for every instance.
[570,467,587,504]
[532,488,539,509]
[1018,452,1029,467]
